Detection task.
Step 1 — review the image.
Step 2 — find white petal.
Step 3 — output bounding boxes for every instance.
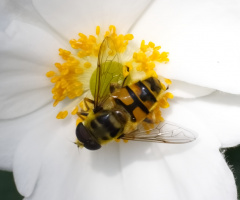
[0,118,29,171]
[0,0,52,32]
[24,139,237,200]
[0,86,52,119]
[119,142,236,200]
[1,20,63,68]
[169,80,215,98]
[16,100,237,200]
[132,0,240,93]
[0,20,65,118]
[173,92,240,148]
[0,103,59,171]
[26,141,124,200]
[0,0,13,30]
[33,0,152,38]
[13,103,64,197]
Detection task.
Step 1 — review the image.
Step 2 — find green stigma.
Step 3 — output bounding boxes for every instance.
[90,61,124,97]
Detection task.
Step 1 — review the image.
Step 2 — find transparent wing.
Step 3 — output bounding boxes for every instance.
[94,37,124,112]
[120,121,198,144]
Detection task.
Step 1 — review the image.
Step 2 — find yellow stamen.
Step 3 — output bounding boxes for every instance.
[84,62,92,68]
[46,71,55,77]
[56,111,68,119]
[71,106,79,115]
[148,41,155,48]
[124,34,134,40]
[79,101,84,110]
[114,138,120,143]
[165,79,172,85]
[109,25,116,34]
[96,26,100,35]
[158,97,170,108]
[53,100,59,107]
[165,92,174,99]
[51,76,59,83]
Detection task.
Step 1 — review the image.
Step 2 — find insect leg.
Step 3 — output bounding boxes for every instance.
[81,97,95,112]
[77,111,88,120]
[143,117,154,124]
[77,98,94,118]
[122,66,130,87]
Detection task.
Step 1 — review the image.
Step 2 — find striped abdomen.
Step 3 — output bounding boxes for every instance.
[112,77,162,123]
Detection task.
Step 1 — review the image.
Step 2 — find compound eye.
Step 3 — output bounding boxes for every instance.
[76,123,101,150]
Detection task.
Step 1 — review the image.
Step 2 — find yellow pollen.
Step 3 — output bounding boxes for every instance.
[130,39,169,76]
[140,40,147,52]
[104,31,110,37]
[59,48,71,60]
[165,79,172,85]
[75,67,84,74]
[56,111,68,119]
[47,46,86,108]
[53,100,59,107]
[114,138,120,143]
[71,106,79,115]
[46,71,55,77]
[79,101,85,110]
[165,92,174,99]
[96,26,100,35]
[78,33,87,40]
[148,41,155,48]
[109,25,116,34]
[154,108,164,122]
[84,62,92,68]
[51,76,59,83]
[154,46,161,50]
[124,34,134,40]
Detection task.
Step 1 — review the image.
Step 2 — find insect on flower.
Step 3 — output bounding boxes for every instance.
[75,37,198,150]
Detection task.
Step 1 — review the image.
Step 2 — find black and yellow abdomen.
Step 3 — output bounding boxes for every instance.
[112,77,163,123]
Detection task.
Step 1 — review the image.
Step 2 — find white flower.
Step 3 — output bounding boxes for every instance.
[0,0,240,200]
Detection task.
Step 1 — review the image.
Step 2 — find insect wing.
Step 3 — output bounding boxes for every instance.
[120,121,198,144]
[94,37,124,111]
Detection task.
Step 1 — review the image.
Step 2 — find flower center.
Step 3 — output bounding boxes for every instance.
[46,25,173,126]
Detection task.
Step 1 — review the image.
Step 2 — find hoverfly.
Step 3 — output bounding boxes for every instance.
[76,37,197,150]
